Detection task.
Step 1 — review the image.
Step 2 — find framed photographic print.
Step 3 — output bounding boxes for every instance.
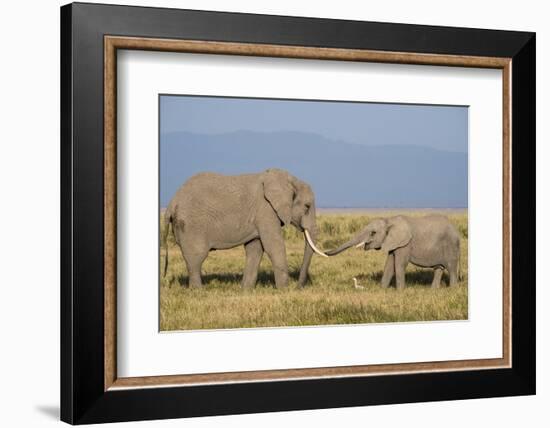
[60,2,535,424]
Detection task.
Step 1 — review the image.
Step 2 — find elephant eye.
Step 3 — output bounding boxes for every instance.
[370,231,376,236]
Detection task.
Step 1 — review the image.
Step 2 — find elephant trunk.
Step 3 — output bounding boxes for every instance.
[325,232,366,256]
[298,228,315,287]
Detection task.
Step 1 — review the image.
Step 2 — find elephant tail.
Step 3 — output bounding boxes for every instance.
[163,207,175,277]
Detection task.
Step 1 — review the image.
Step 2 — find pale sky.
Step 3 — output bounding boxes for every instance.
[160,95,468,153]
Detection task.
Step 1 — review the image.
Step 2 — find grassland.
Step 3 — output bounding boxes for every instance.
[160,210,468,331]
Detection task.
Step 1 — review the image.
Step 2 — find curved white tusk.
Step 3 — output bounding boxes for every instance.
[304,229,328,258]
[355,241,367,248]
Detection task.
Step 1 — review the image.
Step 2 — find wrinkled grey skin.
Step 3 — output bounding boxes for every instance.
[326,215,460,289]
[163,169,322,289]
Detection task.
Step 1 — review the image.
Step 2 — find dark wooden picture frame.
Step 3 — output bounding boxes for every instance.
[61,2,535,424]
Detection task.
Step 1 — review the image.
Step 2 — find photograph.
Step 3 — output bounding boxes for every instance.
[159,95,469,331]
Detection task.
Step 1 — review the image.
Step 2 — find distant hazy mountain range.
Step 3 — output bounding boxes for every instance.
[160,130,467,208]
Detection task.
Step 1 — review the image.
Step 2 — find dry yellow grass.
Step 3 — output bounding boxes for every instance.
[160,210,468,330]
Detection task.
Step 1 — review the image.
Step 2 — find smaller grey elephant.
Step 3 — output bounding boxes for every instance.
[326,215,461,289]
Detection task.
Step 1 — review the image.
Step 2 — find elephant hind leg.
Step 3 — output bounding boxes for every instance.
[175,227,209,288]
[242,239,264,289]
[431,267,444,288]
[183,250,208,288]
[448,260,459,287]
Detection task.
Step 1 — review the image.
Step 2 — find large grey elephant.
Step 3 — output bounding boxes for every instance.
[163,168,327,289]
[326,215,460,289]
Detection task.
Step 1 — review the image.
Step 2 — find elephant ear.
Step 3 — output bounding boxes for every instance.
[382,216,412,252]
[262,169,294,225]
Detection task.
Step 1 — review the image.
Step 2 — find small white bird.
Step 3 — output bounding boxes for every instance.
[353,277,365,289]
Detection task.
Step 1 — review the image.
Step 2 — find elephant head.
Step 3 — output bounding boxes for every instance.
[326,216,412,256]
[262,169,327,287]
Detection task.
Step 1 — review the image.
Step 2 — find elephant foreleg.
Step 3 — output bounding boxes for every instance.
[380,252,395,288]
[431,267,443,289]
[242,239,264,289]
[394,248,409,289]
[260,232,289,289]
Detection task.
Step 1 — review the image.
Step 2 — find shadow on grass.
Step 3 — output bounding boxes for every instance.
[359,269,449,287]
[174,269,302,288]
